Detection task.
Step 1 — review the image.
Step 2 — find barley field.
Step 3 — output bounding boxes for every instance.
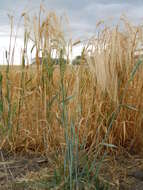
[0,8,143,190]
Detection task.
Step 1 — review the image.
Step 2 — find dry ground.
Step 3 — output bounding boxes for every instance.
[0,150,143,190]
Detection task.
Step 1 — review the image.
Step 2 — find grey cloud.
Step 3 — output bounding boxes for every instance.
[91,0,143,6]
[0,0,143,40]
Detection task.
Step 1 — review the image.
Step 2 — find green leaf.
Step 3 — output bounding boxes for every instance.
[0,72,2,83]
[48,93,59,108]
[100,143,117,148]
[129,59,142,82]
[60,95,74,106]
[61,95,74,105]
[121,104,138,111]
[31,44,36,53]
[0,101,3,115]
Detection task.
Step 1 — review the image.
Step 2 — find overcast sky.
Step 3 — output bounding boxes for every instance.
[1,0,143,64]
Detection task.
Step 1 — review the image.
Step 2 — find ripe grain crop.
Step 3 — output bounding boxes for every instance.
[0,7,143,189]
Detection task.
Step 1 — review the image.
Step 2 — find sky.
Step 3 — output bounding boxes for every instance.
[1,0,143,64]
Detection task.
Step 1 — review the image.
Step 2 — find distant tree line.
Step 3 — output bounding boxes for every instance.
[72,55,86,65]
[31,55,86,65]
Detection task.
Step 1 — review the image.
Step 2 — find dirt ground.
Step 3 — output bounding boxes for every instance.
[101,151,143,190]
[0,150,143,190]
[0,150,49,190]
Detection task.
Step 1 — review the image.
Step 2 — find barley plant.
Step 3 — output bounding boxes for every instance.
[0,6,143,189]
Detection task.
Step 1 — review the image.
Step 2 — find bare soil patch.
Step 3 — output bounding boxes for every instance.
[0,150,143,189]
[0,150,49,190]
[101,151,143,190]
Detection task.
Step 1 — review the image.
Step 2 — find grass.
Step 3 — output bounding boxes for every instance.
[0,6,143,189]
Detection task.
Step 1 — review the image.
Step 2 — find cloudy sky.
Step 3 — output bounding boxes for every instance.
[1,0,143,64]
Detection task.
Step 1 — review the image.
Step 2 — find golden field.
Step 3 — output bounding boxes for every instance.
[0,8,143,189]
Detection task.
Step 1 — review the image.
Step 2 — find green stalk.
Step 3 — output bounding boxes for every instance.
[59,49,67,128]
[17,31,27,131]
[5,51,11,129]
[0,72,3,121]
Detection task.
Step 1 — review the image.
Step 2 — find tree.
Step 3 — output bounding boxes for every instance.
[72,55,86,65]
